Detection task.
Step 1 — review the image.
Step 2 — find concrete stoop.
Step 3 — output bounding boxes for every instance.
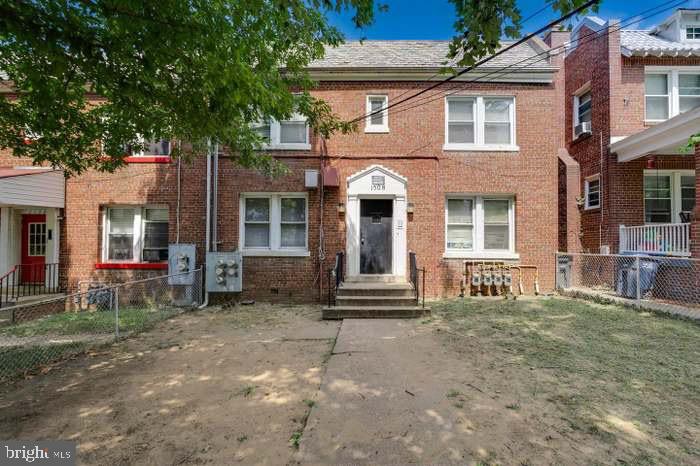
[322,279,430,319]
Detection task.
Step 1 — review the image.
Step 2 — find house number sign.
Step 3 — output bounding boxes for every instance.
[371,175,385,191]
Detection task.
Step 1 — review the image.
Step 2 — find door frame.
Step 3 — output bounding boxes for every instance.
[359,197,395,276]
[346,165,407,278]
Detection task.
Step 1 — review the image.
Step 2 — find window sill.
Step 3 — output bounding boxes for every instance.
[95,262,168,270]
[584,205,600,211]
[124,156,172,163]
[443,252,520,260]
[365,126,390,134]
[241,249,310,257]
[261,143,311,151]
[443,144,519,152]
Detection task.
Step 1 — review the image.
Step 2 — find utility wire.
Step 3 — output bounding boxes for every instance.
[366,0,688,122]
[346,0,600,126]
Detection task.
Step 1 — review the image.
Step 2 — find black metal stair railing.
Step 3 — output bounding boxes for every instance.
[0,263,61,308]
[327,252,344,307]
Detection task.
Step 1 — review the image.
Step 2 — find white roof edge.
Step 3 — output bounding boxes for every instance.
[612,106,700,162]
[572,16,608,37]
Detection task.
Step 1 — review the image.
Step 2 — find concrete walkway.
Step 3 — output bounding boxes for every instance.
[296,319,522,465]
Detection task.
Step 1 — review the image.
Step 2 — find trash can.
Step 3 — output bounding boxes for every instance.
[616,255,658,299]
[557,255,572,289]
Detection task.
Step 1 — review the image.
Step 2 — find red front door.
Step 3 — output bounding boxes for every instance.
[21,214,47,283]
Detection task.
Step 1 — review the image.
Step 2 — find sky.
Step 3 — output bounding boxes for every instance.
[326,0,700,41]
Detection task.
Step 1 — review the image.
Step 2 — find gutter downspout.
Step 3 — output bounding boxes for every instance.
[199,140,212,308]
[212,143,219,252]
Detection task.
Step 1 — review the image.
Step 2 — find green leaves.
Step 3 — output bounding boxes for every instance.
[0,0,374,175]
[447,0,595,67]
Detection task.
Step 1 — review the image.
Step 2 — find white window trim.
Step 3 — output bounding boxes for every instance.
[101,205,169,263]
[584,174,601,210]
[443,96,518,152]
[443,195,518,260]
[365,95,389,133]
[239,193,310,257]
[643,169,695,224]
[573,83,592,139]
[644,67,700,122]
[127,136,172,157]
[259,117,311,151]
[684,25,700,41]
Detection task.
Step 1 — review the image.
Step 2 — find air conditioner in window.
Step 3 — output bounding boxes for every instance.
[575,121,592,138]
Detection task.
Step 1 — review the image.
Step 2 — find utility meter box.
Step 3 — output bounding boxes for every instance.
[168,244,197,285]
[206,251,243,293]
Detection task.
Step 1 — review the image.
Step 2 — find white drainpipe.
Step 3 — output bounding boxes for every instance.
[199,140,212,309]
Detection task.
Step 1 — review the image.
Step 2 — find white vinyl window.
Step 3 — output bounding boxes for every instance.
[645,68,700,121]
[444,196,516,258]
[126,138,172,157]
[253,115,310,150]
[240,193,308,256]
[686,26,700,40]
[102,206,169,262]
[643,170,696,223]
[365,95,389,133]
[445,96,517,151]
[573,87,592,138]
[584,175,601,210]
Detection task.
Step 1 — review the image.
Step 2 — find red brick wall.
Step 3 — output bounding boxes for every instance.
[2,70,565,300]
[564,23,699,254]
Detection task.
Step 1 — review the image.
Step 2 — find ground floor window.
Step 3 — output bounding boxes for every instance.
[240,193,308,255]
[103,206,169,262]
[445,195,515,257]
[643,170,695,223]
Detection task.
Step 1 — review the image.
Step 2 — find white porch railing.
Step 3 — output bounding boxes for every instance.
[619,223,691,257]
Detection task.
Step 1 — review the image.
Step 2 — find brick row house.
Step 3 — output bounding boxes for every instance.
[1,9,698,307]
[563,10,700,259]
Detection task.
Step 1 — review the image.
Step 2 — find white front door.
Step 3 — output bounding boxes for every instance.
[346,165,407,277]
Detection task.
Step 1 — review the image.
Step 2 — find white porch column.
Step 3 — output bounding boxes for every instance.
[393,195,407,277]
[0,207,11,274]
[346,194,360,276]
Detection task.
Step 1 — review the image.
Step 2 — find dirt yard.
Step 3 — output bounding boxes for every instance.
[0,304,339,465]
[0,297,698,465]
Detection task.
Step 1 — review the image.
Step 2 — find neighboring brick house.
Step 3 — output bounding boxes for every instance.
[1,34,569,303]
[563,10,700,259]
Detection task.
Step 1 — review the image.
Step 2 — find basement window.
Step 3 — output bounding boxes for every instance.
[102,206,169,262]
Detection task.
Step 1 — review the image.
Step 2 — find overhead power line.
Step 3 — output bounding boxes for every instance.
[346,0,600,125]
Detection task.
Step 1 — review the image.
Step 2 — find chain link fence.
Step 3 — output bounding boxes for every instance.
[556,253,700,311]
[0,269,202,383]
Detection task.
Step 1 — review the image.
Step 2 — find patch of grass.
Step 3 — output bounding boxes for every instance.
[236,385,256,398]
[1,307,179,337]
[302,399,315,408]
[237,435,247,443]
[289,430,303,449]
[446,389,461,398]
[0,341,89,381]
[505,403,520,410]
[434,296,700,465]
[453,402,464,409]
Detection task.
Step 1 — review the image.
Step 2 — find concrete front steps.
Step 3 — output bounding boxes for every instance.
[322,278,429,319]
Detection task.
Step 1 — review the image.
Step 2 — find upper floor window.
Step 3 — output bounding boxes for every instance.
[686,26,700,40]
[573,86,592,139]
[103,206,169,262]
[365,95,389,133]
[645,69,700,121]
[584,175,600,210]
[444,196,516,258]
[126,138,171,157]
[252,115,310,150]
[444,96,517,151]
[240,193,309,256]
